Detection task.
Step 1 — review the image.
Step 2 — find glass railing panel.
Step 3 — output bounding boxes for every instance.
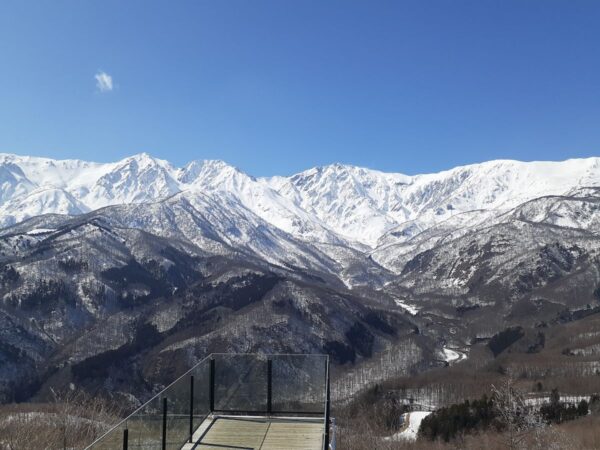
[126,395,163,449]
[271,354,327,414]
[192,358,211,431]
[163,379,191,450]
[87,421,128,450]
[213,353,268,413]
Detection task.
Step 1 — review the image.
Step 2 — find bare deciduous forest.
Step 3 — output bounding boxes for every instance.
[0,391,121,450]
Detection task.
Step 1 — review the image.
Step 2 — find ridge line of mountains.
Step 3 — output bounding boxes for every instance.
[2,153,600,257]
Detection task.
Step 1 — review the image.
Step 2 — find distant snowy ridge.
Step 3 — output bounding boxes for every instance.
[1,153,600,248]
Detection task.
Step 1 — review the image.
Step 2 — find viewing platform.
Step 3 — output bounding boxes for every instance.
[86,353,333,450]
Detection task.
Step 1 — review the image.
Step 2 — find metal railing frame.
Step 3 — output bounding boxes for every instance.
[329,418,337,450]
[85,353,330,450]
[323,355,331,450]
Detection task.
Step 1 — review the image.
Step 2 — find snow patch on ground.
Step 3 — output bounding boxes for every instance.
[524,395,591,407]
[385,411,432,441]
[394,298,419,315]
[25,228,55,235]
[442,347,468,363]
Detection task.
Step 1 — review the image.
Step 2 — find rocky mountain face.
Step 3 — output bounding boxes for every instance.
[1,153,600,404]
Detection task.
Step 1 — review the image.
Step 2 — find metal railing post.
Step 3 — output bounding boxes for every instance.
[329,418,336,450]
[324,358,331,450]
[162,397,167,450]
[267,359,272,414]
[189,375,194,443]
[209,358,215,412]
[122,428,128,450]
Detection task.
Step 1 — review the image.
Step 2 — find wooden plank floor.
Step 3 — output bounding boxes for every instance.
[190,416,324,450]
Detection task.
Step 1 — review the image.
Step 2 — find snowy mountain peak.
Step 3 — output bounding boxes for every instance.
[0,162,37,205]
[1,153,600,248]
[177,160,206,184]
[87,153,179,208]
[119,152,173,169]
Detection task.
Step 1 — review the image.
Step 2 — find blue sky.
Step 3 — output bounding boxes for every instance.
[0,1,599,176]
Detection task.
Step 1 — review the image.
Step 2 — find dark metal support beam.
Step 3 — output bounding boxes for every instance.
[324,358,331,450]
[162,397,167,450]
[189,375,195,443]
[267,359,272,415]
[209,358,215,412]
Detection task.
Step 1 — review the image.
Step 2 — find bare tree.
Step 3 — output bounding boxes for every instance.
[491,379,543,450]
[0,389,122,450]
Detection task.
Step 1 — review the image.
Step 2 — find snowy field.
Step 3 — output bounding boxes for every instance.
[384,411,432,441]
[442,347,468,363]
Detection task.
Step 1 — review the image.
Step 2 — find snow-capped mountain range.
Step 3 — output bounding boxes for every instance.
[2,153,600,247]
[3,152,600,404]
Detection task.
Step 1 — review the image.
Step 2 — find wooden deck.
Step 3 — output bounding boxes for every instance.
[182,415,325,450]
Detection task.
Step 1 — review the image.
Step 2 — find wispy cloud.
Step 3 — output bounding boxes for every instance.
[95,71,113,92]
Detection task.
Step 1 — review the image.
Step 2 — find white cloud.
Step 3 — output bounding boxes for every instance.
[95,71,113,92]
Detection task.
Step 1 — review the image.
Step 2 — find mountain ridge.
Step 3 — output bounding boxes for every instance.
[1,153,600,248]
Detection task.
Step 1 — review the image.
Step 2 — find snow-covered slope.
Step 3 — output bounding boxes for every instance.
[268,158,600,246]
[0,187,88,227]
[1,153,600,249]
[180,160,346,245]
[385,411,432,441]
